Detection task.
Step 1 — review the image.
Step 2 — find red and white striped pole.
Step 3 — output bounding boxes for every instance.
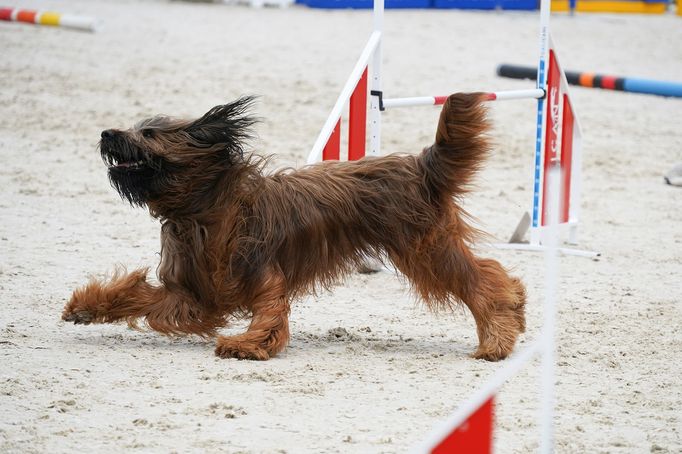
[317,87,545,164]
[382,89,545,109]
[0,6,97,32]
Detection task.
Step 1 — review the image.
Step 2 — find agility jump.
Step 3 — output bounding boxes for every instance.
[306,0,592,256]
[304,0,592,448]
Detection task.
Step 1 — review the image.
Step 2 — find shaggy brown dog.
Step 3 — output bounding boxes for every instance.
[62,93,526,361]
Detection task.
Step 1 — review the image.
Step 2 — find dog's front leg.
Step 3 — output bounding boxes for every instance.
[63,268,154,325]
[62,268,217,336]
[215,268,290,360]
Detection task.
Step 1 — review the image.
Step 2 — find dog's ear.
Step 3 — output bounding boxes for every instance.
[186,96,258,149]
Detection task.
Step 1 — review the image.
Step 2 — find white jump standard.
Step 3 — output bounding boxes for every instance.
[306,0,593,448]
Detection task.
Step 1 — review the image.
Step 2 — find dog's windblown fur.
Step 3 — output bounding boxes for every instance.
[62,93,526,361]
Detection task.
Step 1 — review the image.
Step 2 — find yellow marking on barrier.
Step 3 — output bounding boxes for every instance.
[39,11,61,26]
[551,0,666,13]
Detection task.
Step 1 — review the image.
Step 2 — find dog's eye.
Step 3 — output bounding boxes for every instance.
[142,129,154,138]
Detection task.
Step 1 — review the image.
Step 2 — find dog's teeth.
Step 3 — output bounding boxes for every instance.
[104,153,145,169]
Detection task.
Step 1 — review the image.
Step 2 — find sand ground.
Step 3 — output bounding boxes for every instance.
[1,1,681,452]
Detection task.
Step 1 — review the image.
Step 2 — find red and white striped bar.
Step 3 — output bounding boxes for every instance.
[0,6,97,32]
[382,88,545,109]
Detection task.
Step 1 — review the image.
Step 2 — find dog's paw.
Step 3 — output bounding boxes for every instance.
[471,334,516,362]
[471,348,508,362]
[62,310,94,325]
[214,341,270,361]
[62,289,99,325]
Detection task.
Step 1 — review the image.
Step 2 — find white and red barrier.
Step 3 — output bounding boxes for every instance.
[538,45,582,245]
[305,0,595,448]
[306,0,596,257]
[0,6,97,32]
[307,32,380,164]
[307,82,546,162]
[411,341,542,453]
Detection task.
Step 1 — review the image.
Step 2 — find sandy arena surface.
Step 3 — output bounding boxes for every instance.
[1,1,681,452]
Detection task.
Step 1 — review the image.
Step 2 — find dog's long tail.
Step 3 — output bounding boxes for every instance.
[420,92,491,199]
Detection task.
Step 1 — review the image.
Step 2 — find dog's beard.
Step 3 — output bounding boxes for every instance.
[100,135,161,206]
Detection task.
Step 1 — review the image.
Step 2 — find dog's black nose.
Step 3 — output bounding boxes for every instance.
[101,129,115,140]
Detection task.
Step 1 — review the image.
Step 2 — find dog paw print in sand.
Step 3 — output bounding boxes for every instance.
[48,399,79,413]
[326,327,360,342]
[189,403,247,419]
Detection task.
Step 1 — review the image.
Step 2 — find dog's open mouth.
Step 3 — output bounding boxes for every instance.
[108,157,147,170]
[102,150,151,172]
[99,138,155,172]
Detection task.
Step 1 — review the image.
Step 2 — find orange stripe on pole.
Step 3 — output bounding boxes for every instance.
[560,94,574,224]
[348,67,368,161]
[322,120,341,161]
[17,9,38,23]
[434,96,448,105]
[578,72,595,88]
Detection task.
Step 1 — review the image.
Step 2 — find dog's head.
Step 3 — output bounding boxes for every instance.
[99,96,257,213]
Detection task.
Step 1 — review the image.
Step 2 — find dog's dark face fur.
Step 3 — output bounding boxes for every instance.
[99,97,257,215]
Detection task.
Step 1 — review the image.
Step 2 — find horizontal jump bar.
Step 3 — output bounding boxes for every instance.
[382,89,545,109]
[498,63,682,98]
[0,7,97,31]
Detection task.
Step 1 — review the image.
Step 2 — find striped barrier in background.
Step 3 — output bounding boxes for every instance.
[0,6,97,32]
[498,64,682,98]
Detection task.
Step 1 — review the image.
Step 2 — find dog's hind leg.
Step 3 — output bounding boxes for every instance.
[390,223,526,361]
[464,257,527,361]
[215,268,290,361]
[62,267,221,336]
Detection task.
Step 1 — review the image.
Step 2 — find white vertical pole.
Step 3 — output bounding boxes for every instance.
[539,165,560,454]
[368,0,384,156]
[530,0,552,246]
